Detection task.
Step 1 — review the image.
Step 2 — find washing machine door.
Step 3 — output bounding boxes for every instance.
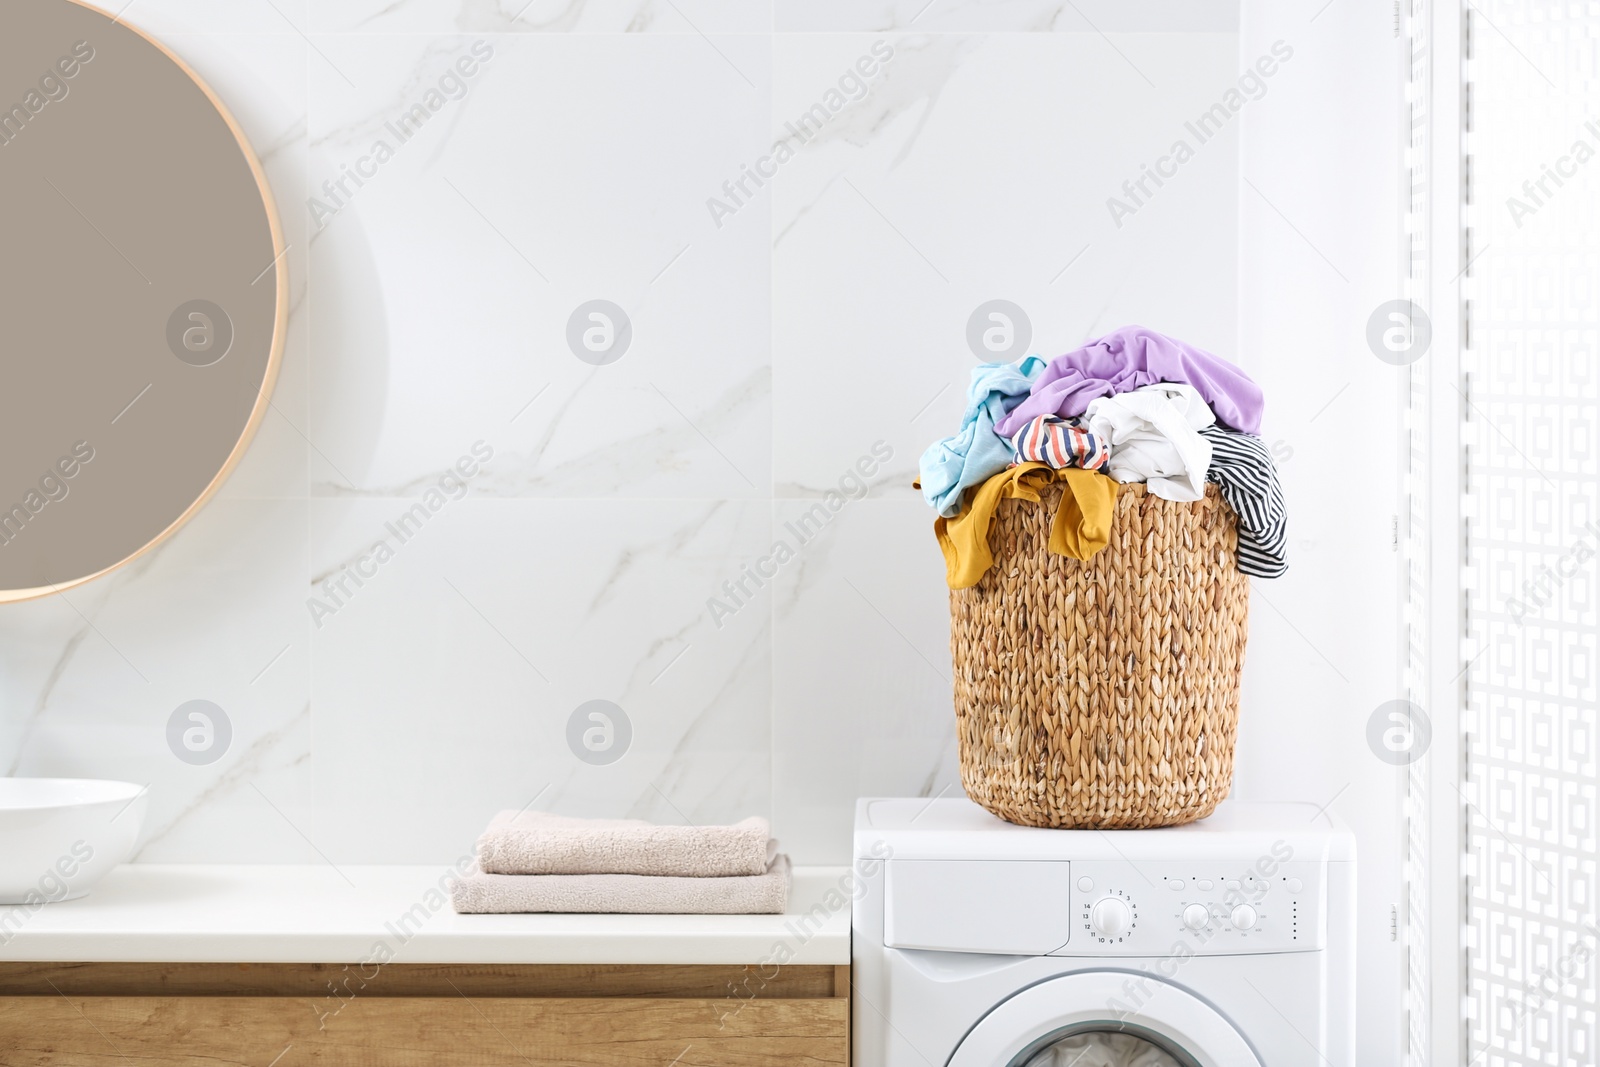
[948,971,1263,1067]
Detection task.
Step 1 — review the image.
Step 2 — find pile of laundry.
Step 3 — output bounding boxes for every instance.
[450,811,790,914]
[918,325,1287,589]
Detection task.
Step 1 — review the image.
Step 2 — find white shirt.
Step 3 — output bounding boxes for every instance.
[1085,382,1216,501]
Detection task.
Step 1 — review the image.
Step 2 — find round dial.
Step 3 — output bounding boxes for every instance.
[1229,903,1258,930]
[1090,896,1133,938]
[1182,903,1210,931]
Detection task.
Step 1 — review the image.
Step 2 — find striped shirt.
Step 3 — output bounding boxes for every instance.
[1010,415,1109,471]
[1201,425,1288,578]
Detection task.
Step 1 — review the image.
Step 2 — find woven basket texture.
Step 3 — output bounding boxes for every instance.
[951,481,1249,828]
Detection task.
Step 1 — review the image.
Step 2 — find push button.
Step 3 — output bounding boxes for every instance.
[1286,877,1304,894]
[1077,876,1094,893]
[1169,879,1186,891]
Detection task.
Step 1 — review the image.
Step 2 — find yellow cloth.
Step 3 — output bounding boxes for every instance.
[934,464,1119,589]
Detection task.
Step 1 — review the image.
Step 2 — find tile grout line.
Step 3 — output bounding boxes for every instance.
[767,18,778,842]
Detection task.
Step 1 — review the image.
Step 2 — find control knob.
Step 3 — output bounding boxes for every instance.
[1090,896,1133,938]
[1182,903,1210,931]
[1229,903,1258,930]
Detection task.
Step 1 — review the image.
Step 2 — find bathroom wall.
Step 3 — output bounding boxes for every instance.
[0,0,1245,865]
[1233,3,1406,1061]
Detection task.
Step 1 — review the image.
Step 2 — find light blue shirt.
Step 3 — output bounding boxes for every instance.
[919,356,1045,517]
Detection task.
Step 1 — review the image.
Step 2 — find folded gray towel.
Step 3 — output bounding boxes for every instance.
[475,811,776,877]
[450,855,791,915]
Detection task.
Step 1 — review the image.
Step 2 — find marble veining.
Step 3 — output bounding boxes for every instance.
[308,36,490,169]
[132,704,313,861]
[4,626,92,778]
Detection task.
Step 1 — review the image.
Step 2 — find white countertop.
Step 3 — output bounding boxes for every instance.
[0,865,852,966]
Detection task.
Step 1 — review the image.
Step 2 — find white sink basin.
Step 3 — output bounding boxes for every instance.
[0,778,146,905]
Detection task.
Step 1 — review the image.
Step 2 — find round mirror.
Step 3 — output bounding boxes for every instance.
[0,0,285,602]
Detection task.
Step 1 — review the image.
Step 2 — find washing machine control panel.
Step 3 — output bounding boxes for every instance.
[1056,858,1325,956]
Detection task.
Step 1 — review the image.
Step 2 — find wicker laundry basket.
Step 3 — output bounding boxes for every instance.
[950,482,1249,829]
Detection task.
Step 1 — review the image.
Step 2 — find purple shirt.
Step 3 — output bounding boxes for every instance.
[994,326,1265,437]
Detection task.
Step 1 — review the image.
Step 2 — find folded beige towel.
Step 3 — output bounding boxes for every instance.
[476,811,776,877]
[450,855,791,915]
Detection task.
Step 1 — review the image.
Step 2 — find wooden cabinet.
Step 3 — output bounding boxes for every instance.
[0,962,850,1066]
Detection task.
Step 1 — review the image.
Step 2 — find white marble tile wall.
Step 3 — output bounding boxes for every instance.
[0,0,1244,865]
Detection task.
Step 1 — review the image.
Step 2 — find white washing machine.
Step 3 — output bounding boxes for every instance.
[852,798,1355,1066]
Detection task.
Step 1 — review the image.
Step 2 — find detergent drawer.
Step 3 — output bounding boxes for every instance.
[884,860,1073,955]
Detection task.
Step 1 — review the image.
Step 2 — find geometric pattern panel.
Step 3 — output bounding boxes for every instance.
[1465,3,1600,1065]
